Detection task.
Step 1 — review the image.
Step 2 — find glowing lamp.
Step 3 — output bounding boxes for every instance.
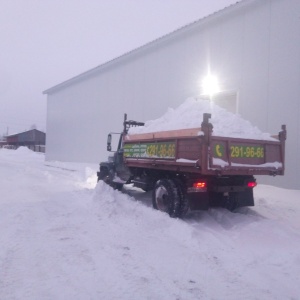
[201,74,220,97]
[247,181,257,188]
[193,181,207,189]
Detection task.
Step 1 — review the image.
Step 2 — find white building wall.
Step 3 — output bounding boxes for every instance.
[45,0,300,189]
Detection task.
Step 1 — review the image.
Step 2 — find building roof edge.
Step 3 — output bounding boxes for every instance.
[43,0,249,95]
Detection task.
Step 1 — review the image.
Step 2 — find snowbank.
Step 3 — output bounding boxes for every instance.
[1,148,300,299]
[129,98,275,140]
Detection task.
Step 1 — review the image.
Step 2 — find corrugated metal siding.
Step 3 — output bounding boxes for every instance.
[45,0,300,189]
[6,130,46,145]
[18,131,34,143]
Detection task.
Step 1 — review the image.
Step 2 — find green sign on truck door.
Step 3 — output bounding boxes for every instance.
[124,141,176,159]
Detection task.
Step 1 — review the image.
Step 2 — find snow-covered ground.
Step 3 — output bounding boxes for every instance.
[1,147,300,300]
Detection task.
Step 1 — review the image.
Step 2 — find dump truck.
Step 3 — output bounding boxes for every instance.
[97,113,286,217]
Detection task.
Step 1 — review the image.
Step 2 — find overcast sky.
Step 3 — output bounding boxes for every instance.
[0,0,238,135]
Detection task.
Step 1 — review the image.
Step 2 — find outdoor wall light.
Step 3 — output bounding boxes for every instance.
[201,74,220,97]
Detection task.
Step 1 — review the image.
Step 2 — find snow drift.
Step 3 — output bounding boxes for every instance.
[0,148,299,299]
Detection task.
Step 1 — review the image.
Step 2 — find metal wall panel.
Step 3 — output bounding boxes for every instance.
[45,0,300,189]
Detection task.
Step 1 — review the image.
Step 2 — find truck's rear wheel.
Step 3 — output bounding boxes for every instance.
[152,179,180,218]
[173,178,189,217]
[224,190,254,211]
[224,192,239,211]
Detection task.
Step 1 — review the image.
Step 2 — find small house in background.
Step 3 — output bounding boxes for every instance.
[6,129,46,152]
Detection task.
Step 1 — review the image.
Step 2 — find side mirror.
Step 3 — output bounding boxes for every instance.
[107,133,112,151]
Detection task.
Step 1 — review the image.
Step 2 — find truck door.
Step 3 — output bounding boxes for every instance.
[115,133,130,181]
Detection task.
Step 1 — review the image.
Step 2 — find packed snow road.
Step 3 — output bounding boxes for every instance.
[0,148,300,300]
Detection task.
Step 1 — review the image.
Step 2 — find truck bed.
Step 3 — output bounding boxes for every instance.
[123,124,286,176]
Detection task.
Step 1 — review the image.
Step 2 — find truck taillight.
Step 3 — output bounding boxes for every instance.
[247,181,257,188]
[193,181,207,189]
[187,181,207,193]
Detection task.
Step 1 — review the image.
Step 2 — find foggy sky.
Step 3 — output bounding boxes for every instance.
[0,0,238,135]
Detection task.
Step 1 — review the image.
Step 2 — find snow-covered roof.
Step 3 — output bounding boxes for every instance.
[6,129,45,138]
[43,0,250,95]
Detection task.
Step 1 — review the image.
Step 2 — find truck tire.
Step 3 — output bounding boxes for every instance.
[173,178,189,217]
[98,168,122,191]
[224,192,239,211]
[97,168,109,182]
[107,169,123,191]
[152,179,181,218]
[224,190,254,211]
[111,182,123,191]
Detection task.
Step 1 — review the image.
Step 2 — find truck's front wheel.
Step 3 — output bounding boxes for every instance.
[97,168,109,182]
[152,179,181,218]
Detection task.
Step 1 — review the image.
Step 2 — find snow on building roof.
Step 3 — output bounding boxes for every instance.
[43,0,248,95]
[5,129,45,138]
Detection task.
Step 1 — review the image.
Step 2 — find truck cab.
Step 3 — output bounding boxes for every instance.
[97,114,144,190]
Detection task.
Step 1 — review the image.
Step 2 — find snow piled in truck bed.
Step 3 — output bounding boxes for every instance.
[129,98,275,140]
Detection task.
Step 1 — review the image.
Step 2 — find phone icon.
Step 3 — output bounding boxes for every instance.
[215,144,223,157]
